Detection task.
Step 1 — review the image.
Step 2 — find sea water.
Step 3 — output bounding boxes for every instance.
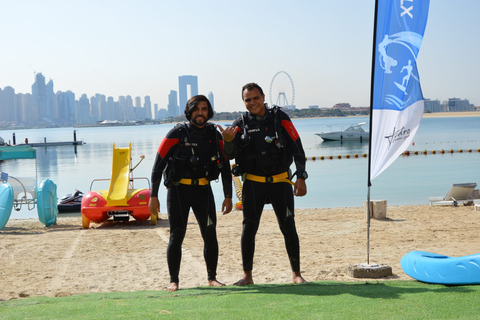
[1,116,479,219]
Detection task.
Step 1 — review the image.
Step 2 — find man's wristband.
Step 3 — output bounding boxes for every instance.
[297,171,308,180]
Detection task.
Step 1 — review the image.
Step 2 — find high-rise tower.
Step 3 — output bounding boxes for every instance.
[208,91,214,112]
[178,75,198,113]
[144,95,152,119]
[168,90,179,117]
[31,73,48,122]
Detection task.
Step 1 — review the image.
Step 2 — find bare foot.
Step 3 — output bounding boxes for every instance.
[233,278,254,286]
[167,282,179,291]
[292,272,307,284]
[208,279,226,287]
[234,271,254,286]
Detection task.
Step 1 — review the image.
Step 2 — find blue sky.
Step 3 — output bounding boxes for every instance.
[0,0,478,112]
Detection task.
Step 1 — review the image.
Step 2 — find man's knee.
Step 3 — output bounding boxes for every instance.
[282,215,297,235]
[169,227,186,245]
[204,224,217,242]
[242,219,258,238]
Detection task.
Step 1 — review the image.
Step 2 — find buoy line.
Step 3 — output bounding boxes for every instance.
[305,148,480,161]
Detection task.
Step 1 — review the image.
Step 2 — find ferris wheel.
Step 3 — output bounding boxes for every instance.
[269,71,295,109]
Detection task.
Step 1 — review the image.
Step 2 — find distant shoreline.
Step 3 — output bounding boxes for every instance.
[1,111,479,131]
[421,111,480,118]
[292,111,480,121]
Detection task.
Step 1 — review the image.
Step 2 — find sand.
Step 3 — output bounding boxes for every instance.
[2,204,480,300]
[422,111,480,118]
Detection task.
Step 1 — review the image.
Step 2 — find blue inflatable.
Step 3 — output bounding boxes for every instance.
[37,179,58,227]
[401,250,480,285]
[0,183,14,229]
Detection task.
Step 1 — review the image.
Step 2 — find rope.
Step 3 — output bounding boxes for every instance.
[305,148,480,161]
[232,175,243,200]
[231,165,243,210]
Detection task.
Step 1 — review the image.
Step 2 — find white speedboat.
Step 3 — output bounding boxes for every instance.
[315,122,369,141]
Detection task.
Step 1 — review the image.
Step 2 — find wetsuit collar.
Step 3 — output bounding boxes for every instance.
[187,121,208,132]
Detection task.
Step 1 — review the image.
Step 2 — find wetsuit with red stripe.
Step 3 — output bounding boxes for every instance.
[223,106,306,273]
[150,122,232,284]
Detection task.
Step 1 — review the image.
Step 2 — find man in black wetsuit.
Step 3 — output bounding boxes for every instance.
[219,82,308,285]
[149,95,233,291]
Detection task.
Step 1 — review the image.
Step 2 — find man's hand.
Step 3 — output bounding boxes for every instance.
[222,197,233,215]
[294,179,307,197]
[217,124,238,142]
[149,196,160,215]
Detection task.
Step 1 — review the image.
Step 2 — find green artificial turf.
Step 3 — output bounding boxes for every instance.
[1,281,480,319]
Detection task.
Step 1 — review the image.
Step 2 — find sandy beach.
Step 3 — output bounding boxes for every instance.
[422,111,480,118]
[1,204,480,300]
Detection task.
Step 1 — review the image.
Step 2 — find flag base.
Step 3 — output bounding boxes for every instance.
[347,263,392,279]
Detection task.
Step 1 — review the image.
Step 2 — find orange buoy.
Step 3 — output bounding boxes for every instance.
[235,201,243,210]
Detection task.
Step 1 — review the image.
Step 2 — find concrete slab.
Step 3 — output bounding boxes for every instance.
[347,263,393,279]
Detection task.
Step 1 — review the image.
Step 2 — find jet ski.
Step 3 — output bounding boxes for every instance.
[57,190,83,213]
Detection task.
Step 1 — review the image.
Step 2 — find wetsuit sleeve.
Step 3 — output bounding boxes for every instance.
[150,130,180,197]
[280,111,307,177]
[217,131,233,198]
[223,118,242,160]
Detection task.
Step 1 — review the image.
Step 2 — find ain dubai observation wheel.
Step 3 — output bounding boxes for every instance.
[269,71,295,109]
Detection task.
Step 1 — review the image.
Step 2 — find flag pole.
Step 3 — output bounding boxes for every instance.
[366,0,380,265]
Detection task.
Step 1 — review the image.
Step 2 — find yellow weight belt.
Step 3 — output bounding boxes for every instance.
[245,172,295,186]
[179,177,209,186]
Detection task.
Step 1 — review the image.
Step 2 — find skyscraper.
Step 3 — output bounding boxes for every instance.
[0,86,16,122]
[178,75,198,114]
[126,95,134,120]
[77,94,90,124]
[208,91,214,112]
[144,95,152,119]
[31,73,48,123]
[56,90,76,124]
[168,90,179,118]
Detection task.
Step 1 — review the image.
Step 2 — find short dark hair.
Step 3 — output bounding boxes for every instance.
[242,82,264,100]
[184,95,214,121]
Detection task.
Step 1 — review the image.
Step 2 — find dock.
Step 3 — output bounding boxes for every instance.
[5,130,86,148]
[26,141,85,147]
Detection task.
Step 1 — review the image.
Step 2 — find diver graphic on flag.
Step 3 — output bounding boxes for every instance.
[369,0,430,180]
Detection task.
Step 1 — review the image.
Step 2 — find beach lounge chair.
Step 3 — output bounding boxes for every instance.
[474,199,480,211]
[428,183,477,206]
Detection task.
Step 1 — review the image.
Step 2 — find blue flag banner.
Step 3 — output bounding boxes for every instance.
[370,0,430,181]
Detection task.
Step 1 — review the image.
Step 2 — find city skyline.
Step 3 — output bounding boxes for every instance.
[0,70,476,126]
[0,1,479,112]
[0,72,212,124]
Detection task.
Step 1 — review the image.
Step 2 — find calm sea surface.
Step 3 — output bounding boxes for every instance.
[1,116,480,219]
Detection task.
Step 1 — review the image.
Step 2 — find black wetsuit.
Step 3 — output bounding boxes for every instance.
[150,122,232,283]
[224,106,307,272]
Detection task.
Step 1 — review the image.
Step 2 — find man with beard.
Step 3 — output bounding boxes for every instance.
[149,94,233,291]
